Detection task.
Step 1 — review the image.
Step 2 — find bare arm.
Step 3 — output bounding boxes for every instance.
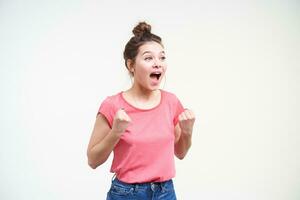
[87,114,120,169]
[87,109,131,169]
[174,109,195,160]
[174,124,192,159]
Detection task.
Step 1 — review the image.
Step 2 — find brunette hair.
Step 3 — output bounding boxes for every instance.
[123,22,163,75]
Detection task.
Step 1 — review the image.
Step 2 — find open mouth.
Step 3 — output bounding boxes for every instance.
[150,72,162,80]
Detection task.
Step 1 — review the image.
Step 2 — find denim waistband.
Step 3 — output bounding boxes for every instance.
[113,177,173,187]
[108,177,176,199]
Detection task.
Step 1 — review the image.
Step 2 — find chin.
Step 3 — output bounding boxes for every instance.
[149,85,160,91]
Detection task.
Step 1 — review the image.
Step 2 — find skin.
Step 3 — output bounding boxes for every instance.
[87,41,195,169]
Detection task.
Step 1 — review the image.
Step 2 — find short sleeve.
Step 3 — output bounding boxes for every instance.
[173,96,185,126]
[97,97,114,128]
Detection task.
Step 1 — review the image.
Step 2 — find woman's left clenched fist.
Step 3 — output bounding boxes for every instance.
[178,109,195,135]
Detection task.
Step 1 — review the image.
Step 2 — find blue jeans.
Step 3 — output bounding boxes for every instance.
[106,178,177,200]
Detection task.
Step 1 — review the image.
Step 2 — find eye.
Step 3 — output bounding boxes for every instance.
[145,56,153,61]
[160,56,166,61]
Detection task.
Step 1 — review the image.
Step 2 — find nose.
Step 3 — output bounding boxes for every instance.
[153,58,162,68]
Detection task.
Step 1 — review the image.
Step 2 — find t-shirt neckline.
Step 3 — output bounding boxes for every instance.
[120,89,164,111]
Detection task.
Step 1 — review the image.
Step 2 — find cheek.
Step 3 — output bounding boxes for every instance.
[163,65,167,73]
[135,62,151,74]
[136,66,148,75]
[134,66,149,80]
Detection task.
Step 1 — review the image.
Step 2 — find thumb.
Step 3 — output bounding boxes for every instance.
[118,108,131,122]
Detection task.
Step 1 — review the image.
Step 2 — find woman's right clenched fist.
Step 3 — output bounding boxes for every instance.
[111,108,131,135]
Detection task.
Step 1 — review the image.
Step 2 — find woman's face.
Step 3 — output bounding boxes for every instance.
[131,41,167,91]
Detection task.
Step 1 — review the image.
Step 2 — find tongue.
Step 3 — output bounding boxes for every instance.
[150,74,160,85]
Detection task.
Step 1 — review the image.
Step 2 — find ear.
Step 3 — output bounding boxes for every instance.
[127,59,135,72]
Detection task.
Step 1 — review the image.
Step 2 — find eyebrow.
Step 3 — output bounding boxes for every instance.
[142,51,165,55]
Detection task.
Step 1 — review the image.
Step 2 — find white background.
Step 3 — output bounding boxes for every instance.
[1,0,299,199]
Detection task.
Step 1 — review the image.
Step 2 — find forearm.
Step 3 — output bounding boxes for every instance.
[174,132,192,159]
[87,130,121,169]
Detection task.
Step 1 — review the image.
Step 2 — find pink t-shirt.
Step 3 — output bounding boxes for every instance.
[98,90,184,183]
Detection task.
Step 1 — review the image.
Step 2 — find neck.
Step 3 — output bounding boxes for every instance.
[123,84,161,110]
[128,85,159,101]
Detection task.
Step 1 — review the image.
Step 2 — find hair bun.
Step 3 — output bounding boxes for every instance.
[132,22,151,37]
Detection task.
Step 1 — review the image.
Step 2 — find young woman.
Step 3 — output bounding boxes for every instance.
[87,22,195,200]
